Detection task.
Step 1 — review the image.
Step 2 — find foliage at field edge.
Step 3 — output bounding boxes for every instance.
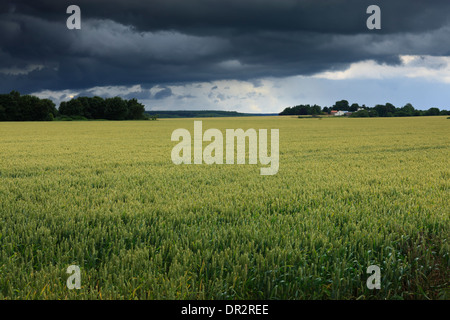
[0,91,148,121]
[280,100,450,117]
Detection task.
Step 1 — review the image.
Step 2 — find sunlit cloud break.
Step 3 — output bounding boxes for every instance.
[314,55,450,83]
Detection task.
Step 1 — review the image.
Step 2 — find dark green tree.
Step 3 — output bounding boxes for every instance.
[61,99,83,117]
[349,103,360,112]
[351,109,369,117]
[368,109,379,117]
[0,105,5,121]
[401,103,415,116]
[89,96,106,119]
[104,97,128,120]
[333,100,349,111]
[76,97,91,118]
[374,104,388,117]
[426,107,440,116]
[127,98,146,120]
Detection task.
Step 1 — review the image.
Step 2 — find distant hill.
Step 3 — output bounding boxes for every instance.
[144,110,278,118]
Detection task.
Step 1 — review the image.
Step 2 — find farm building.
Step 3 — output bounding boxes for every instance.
[331,110,345,116]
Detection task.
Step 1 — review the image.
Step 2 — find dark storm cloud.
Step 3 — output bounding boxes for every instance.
[1,0,450,93]
[154,87,173,100]
[123,89,152,100]
[6,0,450,34]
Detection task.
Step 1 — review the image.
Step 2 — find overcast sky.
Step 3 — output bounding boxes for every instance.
[1,0,450,112]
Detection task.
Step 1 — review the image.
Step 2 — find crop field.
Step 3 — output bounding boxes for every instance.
[0,116,448,299]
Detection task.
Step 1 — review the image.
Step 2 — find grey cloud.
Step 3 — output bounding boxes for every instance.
[177,94,196,100]
[8,0,450,34]
[216,93,227,101]
[153,87,173,100]
[1,1,450,94]
[122,89,152,100]
[74,90,96,98]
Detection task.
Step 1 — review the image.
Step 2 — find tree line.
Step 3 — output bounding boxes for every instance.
[279,100,450,117]
[0,91,148,121]
[0,91,58,121]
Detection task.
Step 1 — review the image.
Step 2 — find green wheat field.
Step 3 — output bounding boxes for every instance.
[0,116,448,299]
